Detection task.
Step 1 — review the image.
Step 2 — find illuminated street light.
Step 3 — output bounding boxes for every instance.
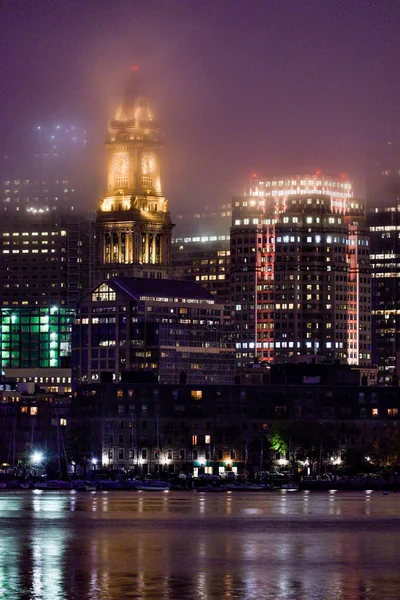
[31,451,43,465]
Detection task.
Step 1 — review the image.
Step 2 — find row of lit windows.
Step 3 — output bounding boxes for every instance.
[252,178,351,189]
[249,189,353,200]
[172,236,230,244]
[196,275,225,281]
[2,231,66,237]
[3,249,58,254]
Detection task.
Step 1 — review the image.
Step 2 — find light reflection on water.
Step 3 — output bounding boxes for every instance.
[0,490,399,599]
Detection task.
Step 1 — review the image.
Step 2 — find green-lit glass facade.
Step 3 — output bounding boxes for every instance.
[0,307,75,369]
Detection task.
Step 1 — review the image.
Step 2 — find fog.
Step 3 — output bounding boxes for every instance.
[1,0,400,208]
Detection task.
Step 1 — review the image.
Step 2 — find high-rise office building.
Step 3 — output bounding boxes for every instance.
[0,212,92,308]
[172,236,230,304]
[1,178,78,214]
[172,199,231,305]
[0,113,94,375]
[366,141,400,208]
[368,206,400,384]
[174,202,232,238]
[0,211,93,370]
[94,71,174,284]
[366,142,400,384]
[273,195,370,364]
[230,174,371,367]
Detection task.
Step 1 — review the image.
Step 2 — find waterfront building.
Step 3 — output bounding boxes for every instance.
[69,370,400,477]
[0,380,70,470]
[94,71,174,284]
[72,277,235,385]
[3,368,72,396]
[230,174,371,367]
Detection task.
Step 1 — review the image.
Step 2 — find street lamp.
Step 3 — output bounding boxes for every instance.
[31,451,43,466]
[31,451,44,478]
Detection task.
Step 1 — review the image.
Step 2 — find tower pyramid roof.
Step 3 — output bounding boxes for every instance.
[115,69,154,124]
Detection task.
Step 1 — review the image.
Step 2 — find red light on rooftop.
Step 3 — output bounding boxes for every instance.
[340,172,346,178]
[316,170,321,175]
[131,66,138,71]
[252,173,257,178]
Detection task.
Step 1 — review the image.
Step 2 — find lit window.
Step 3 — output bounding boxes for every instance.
[141,177,153,188]
[205,435,211,444]
[92,283,116,302]
[191,390,203,400]
[30,406,38,416]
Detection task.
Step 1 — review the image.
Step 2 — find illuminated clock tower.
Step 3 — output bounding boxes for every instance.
[94,69,174,283]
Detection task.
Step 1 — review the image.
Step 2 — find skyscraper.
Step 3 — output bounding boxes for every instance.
[0,210,93,370]
[230,174,371,367]
[94,70,174,283]
[368,206,400,384]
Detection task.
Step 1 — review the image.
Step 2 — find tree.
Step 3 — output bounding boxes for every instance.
[369,425,400,470]
[267,420,340,478]
[291,421,339,476]
[267,422,290,455]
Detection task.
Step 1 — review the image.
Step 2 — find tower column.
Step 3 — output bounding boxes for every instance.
[152,234,156,264]
[118,233,122,264]
[156,234,162,264]
[102,233,107,264]
[128,232,133,263]
[145,233,149,264]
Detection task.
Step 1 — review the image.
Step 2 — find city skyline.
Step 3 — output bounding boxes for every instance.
[1,1,400,210]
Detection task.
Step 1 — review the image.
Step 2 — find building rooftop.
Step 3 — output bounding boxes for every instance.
[109,277,216,302]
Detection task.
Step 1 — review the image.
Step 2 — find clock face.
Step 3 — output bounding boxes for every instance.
[141,153,155,175]
[114,153,129,176]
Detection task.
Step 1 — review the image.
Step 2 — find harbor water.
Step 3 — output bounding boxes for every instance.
[0,489,399,599]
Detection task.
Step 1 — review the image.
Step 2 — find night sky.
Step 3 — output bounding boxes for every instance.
[1,0,400,208]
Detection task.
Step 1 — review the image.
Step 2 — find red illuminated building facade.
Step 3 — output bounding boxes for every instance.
[231,174,371,368]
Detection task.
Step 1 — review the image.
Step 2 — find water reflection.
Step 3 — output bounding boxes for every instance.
[0,491,399,599]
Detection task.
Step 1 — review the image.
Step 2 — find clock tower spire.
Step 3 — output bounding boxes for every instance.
[95,70,173,282]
